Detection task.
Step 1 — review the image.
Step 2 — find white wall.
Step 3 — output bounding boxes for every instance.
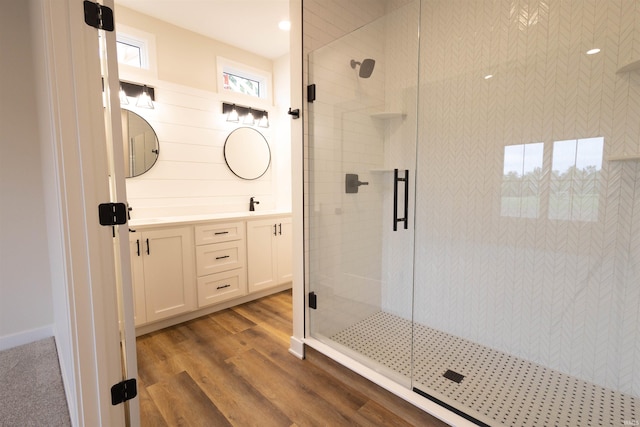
[0,0,54,348]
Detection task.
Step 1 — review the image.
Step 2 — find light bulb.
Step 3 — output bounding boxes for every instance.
[136,85,154,109]
[244,109,255,125]
[119,86,129,105]
[227,106,239,122]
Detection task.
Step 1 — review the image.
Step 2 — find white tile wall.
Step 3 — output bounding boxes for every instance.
[124,81,290,219]
[413,0,640,397]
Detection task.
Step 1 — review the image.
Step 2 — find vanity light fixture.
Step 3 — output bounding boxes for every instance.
[226,104,240,122]
[119,81,155,108]
[222,102,268,128]
[258,113,269,128]
[119,85,129,105]
[136,85,154,109]
[243,108,255,125]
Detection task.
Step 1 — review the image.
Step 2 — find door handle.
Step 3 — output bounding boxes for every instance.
[136,239,140,257]
[279,223,282,235]
[274,224,277,236]
[393,169,409,231]
[146,238,150,255]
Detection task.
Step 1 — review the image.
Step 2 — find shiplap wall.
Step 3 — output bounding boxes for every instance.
[123,78,290,219]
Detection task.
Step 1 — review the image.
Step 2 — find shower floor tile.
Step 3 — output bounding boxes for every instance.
[331,312,638,427]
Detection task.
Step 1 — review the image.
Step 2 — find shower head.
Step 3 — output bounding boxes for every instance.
[350,58,376,78]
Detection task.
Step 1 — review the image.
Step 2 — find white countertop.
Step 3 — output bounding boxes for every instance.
[128,210,291,228]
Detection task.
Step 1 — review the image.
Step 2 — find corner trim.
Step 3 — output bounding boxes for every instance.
[288,336,305,359]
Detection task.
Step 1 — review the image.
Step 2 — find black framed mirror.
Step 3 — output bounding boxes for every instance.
[122,109,159,178]
[223,127,271,180]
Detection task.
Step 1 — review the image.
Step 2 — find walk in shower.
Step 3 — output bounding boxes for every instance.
[305,1,640,425]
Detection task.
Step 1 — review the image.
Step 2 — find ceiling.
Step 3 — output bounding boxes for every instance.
[114,0,290,59]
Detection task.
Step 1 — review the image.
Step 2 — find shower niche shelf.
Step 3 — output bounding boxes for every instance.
[607,152,640,161]
[616,59,640,74]
[370,111,405,120]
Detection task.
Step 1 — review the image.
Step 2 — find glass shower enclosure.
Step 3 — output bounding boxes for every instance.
[306,1,640,426]
[307,2,420,389]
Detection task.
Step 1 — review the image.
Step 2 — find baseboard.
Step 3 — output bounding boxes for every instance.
[136,284,292,336]
[0,324,54,352]
[288,335,305,359]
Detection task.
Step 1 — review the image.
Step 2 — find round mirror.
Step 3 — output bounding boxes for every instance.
[224,127,271,180]
[122,110,159,178]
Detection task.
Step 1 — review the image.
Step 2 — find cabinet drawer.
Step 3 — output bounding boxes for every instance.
[197,268,246,307]
[195,221,244,245]
[196,240,245,276]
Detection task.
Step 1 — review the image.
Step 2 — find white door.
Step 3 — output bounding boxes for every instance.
[35,1,139,425]
[97,0,140,423]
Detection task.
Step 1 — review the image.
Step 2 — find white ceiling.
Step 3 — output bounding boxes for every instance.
[114,0,290,59]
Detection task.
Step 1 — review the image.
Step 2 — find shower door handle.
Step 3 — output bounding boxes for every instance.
[393,168,409,231]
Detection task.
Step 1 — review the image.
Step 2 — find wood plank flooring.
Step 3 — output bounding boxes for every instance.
[137,290,450,427]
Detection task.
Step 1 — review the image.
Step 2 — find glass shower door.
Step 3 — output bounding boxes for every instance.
[307,1,421,387]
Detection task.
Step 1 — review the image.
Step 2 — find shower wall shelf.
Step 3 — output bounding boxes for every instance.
[616,59,640,73]
[607,153,640,161]
[370,111,405,120]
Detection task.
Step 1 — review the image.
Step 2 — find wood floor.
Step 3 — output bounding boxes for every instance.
[136,290,450,427]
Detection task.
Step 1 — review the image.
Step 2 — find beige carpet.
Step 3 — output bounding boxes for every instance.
[0,337,71,426]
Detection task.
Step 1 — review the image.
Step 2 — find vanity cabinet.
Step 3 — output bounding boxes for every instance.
[194,221,247,307]
[129,226,196,325]
[247,217,292,292]
[129,214,291,332]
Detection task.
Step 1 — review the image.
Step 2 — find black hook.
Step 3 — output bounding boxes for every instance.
[288,108,300,119]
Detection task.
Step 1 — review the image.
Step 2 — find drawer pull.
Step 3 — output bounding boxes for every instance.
[216,284,231,290]
[214,231,229,235]
[215,255,230,260]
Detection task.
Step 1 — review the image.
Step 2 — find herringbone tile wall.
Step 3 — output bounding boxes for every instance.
[410,0,640,398]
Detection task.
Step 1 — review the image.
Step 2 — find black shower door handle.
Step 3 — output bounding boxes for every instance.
[393,168,409,231]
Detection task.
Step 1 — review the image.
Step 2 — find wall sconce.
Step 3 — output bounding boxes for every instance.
[222,102,268,128]
[120,81,155,109]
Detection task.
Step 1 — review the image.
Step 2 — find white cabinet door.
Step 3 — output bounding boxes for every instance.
[276,217,293,284]
[247,216,292,293]
[129,236,147,326]
[247,219,279,292]
[130,227,196,324]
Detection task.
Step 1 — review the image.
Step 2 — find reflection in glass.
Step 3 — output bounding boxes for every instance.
[550,137,603,222]
[116,40,142,67]
[501,142,544,218]
[121,110,159,178]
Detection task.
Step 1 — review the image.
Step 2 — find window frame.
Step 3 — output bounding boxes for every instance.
[115,24,158,80]
[217,57,272,105]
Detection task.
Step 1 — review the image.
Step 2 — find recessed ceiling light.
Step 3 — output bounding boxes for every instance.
[278,20,291,31]
[586,48,601,55]
[484,74,494,80]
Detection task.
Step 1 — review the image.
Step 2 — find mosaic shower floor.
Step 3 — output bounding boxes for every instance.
[331,312,638,427]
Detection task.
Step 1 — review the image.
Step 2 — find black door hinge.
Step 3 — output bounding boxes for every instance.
[111,378,137,405]
[98,203,128,226]
[307,84,316,103]
[309,291,317,309]
[84,1,115,31]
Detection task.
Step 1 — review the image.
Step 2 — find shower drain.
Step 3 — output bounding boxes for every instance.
[331,312,638,427]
